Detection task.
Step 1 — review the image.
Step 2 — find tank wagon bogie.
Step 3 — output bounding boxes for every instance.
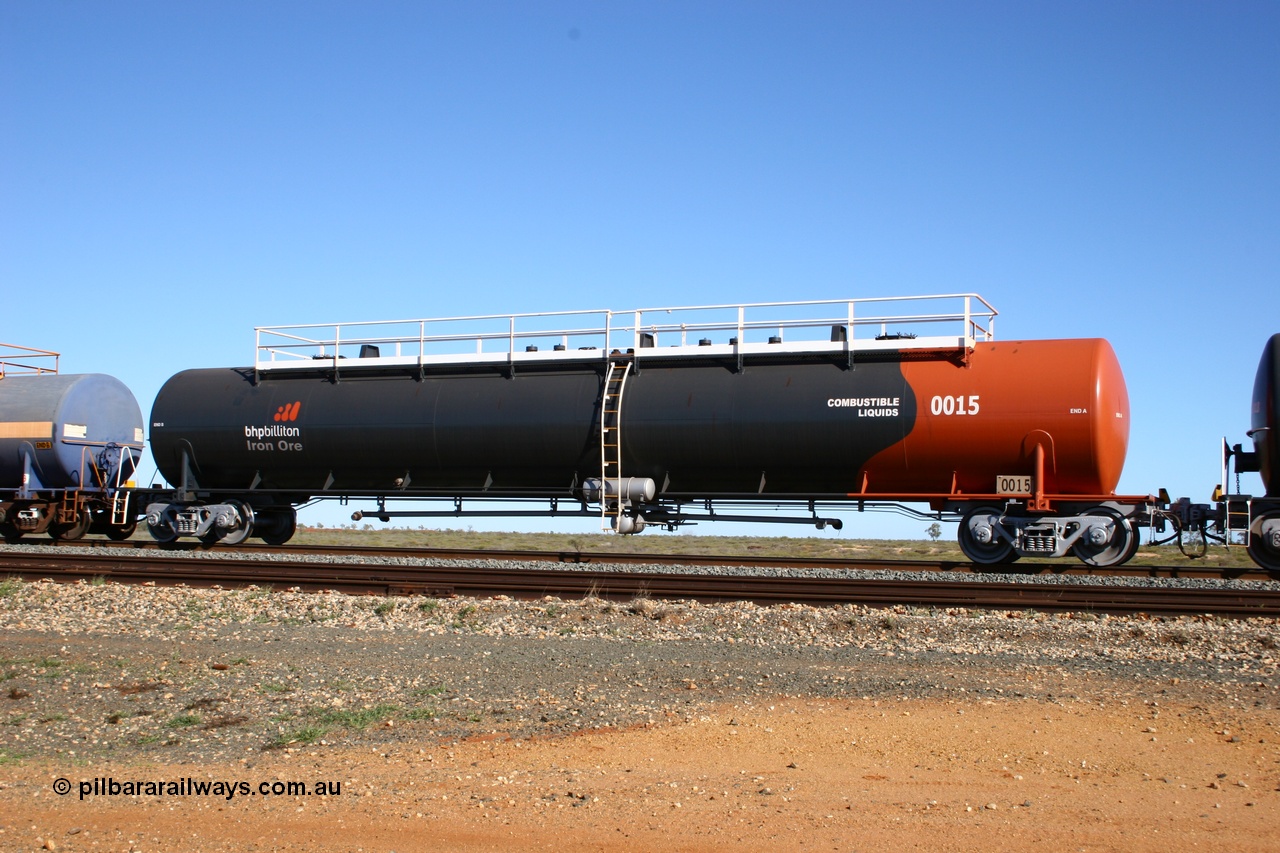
[0,346,145,542]
[143,499,297,546]
[952,502,1142,567]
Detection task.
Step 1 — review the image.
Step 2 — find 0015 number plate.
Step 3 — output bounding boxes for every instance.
[996,475,1032,494]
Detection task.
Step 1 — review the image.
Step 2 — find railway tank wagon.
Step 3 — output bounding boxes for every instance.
[0,345,145,541]
[1253,334,1280,500]
[1213,332,1280,572]
[143,295,1154,566]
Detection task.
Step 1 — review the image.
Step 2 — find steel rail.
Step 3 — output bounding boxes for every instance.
[18,537,1271,581]
[2,549,1277,618]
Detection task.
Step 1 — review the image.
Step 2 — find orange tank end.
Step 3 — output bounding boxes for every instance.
[860,338,1130,497]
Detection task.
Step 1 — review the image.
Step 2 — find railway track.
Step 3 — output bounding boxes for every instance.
[10,536,1273,580]
[2,544,1278,618]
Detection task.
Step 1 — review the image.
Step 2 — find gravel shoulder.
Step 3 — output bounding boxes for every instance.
[2,576,1279,851]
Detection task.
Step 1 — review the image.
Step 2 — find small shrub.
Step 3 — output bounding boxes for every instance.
[630,596,657,618]
[402,707,438,721]
[0,750,26,765]
[412,684,447,697]
[316,704,397,730]
[273,726,326,748]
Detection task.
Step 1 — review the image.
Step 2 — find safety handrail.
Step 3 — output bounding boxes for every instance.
[254,294,998,369]
[0,343,60,377]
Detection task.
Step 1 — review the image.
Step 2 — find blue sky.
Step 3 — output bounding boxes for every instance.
[2,2,1277,538]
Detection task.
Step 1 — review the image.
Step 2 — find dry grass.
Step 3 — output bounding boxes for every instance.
[52,518,1260,570]
[284,526,1262,570]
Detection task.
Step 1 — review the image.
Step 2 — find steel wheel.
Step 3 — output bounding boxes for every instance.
[51,510,91,541]
[257,507,297,545]
[958,506,1017,564]
[215,501,255,546]
[105,520,137,541]
[1247,511,1280,575]
[1072,507,1138,568]
[146,513,179,544]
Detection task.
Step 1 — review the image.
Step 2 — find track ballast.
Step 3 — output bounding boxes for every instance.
[2,542,1278,618]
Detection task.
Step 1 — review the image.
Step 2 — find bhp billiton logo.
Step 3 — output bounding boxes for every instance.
[274,402,301,422]
[246,403,302,449]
